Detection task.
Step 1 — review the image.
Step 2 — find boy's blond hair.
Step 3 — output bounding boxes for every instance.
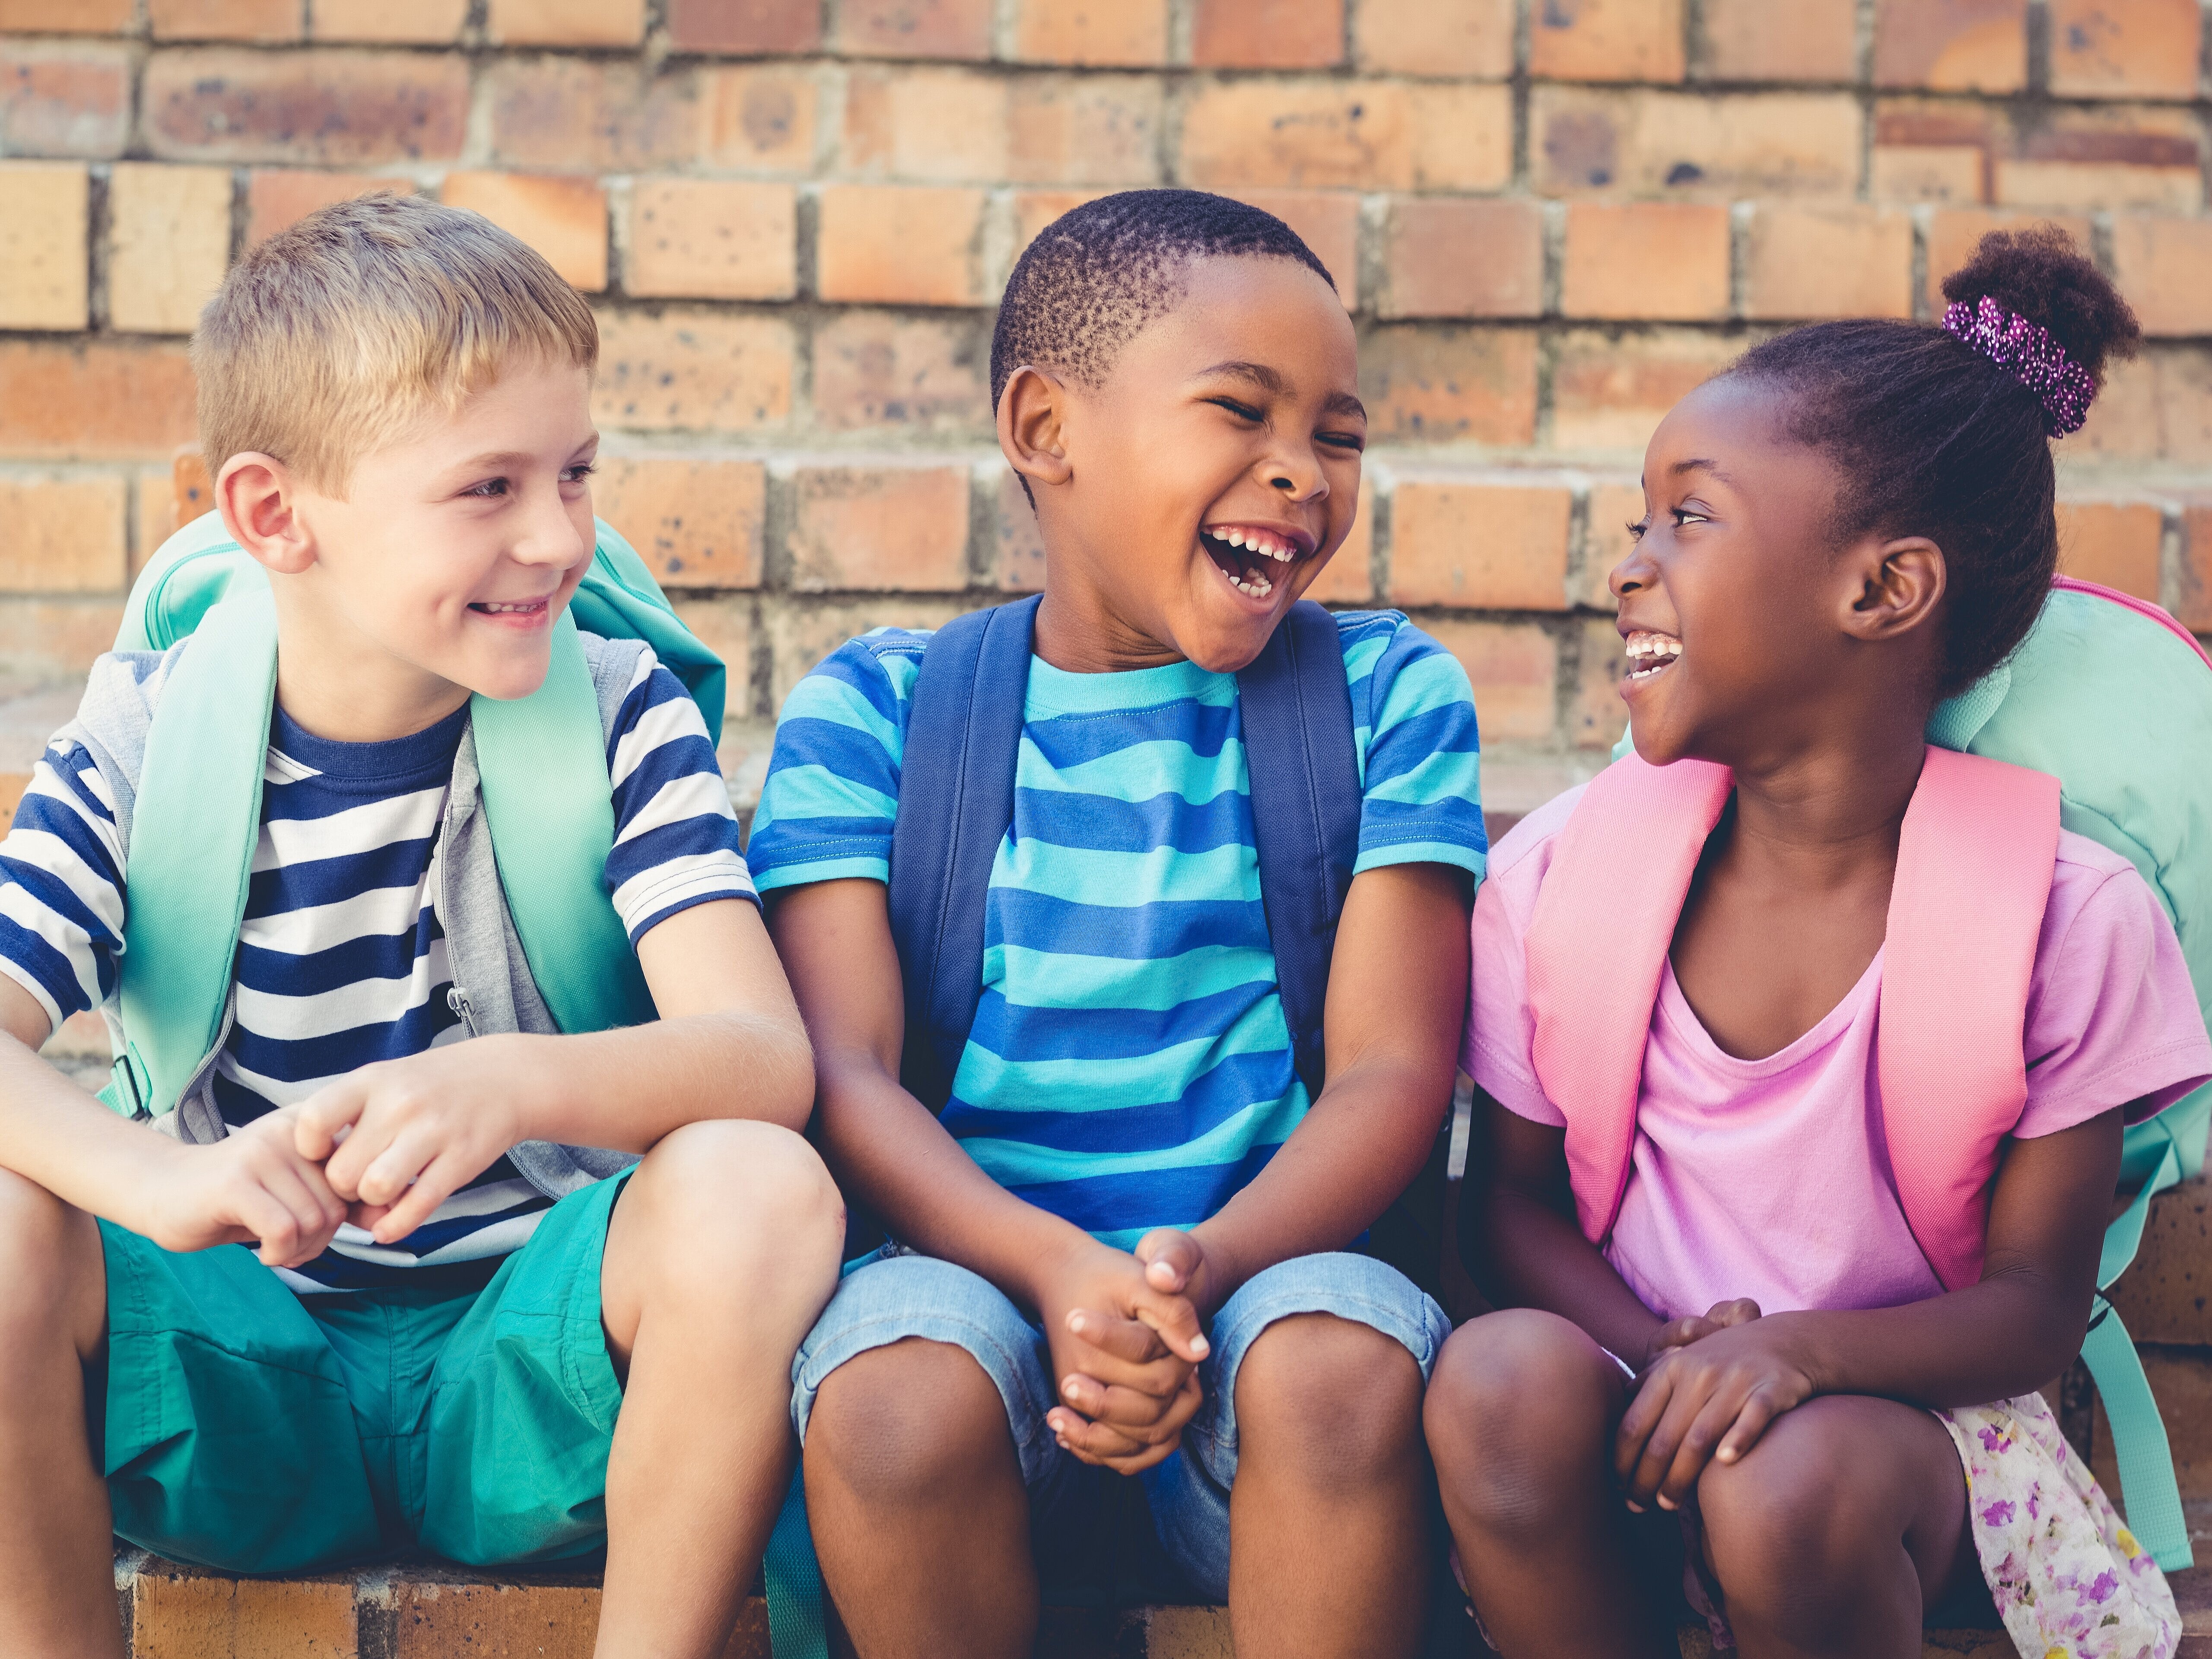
[192,193,598,494]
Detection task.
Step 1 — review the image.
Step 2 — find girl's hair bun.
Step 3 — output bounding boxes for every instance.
[1939,225,2141,388]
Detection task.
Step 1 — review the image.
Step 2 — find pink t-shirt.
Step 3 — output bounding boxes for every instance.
[1463,785,2212,1322]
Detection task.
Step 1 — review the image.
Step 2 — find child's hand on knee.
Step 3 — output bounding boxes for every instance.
[154,1107,351,1268]
[1614,1310,1813,1513]
[1643,1296,1763,1367]
[1036,1235,1211,1474]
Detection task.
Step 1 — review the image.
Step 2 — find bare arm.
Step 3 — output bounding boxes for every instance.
[1189,861,1472,1309]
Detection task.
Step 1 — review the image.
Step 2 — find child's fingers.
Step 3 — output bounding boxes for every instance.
[366,1149,469,1243]
[1126,1285,1210,1364]
[1656,1392,1744,1510]
[1059,1371,1201,1432]
[292,1082,367,1164]
[1048,1407,1150,1464]
[1066,1307,1167,1366]
[1613,1367,1675,1485]
[1133,1228,1202,1295]
[1703,1298,1761,1329]
[1651,1315,1717,1354]
[1713,1386,1790,1466]
[353,1126,441,1211]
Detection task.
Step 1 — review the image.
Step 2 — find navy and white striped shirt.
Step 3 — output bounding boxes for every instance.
[0,645,755,1290]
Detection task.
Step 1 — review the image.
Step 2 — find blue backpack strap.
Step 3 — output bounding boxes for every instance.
[887,596,1041,1110]
[1235,600,1362,1099]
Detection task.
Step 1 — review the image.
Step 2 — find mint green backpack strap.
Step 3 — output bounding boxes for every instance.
[763,1469,827,1659]
[469,610,657,1034]
[111,588,279,1117]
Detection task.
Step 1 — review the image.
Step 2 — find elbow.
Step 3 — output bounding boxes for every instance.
[767,1019,817,1135]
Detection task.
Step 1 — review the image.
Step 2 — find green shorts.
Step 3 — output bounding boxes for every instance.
[98,1170,630,1575]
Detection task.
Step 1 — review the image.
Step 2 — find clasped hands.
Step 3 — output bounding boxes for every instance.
[1614,1297,1816,1516]
[1036,1228,1217,1476]
[139,1038,525,1271]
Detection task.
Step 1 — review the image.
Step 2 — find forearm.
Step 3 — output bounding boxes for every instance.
[502,1004,815,1152]
[0,1032,182,1226]
[1766,1269,2091,1409]
[1192,1055,1447,1308]
[813,1049,1096,1316]
[1478,1183,1665,1366]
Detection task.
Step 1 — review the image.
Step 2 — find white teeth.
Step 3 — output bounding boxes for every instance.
[1205,528,1298,563]
[477,601,541,613]
[1623,632,1681,678]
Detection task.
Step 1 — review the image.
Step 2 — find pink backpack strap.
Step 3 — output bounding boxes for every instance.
[1878,746,2060,1290]
[1527,755,1732,1244]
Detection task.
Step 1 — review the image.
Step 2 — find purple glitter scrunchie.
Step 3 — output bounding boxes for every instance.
[1940,294,2097,437]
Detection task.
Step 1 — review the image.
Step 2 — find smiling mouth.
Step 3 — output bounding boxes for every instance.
[1624,630,1681,681]
[1201,525,1304,600]
[469,599,549,617]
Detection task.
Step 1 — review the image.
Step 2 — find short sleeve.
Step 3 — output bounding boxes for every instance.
[603,652,758,942]
[1338,613,1487,879]
[2013,854,2212,1139]
[1459,821,1567,1128]
[745,630,928,894]
[0,737,129,1030]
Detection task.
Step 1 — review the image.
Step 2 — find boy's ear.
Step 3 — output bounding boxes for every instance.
[997,365,1073,491]
[217,453,318,577]
[1838,535,1946,644]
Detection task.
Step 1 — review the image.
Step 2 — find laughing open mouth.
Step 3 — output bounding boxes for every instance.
[1624,630,1681,680]
[1201,524,1307,600]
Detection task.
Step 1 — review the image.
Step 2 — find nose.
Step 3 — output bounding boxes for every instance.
[513,479,591,572]
[1261,443,1328,505]
[1609,538,1656,601]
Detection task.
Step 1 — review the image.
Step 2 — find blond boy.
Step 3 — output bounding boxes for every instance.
[0,195,840,1657]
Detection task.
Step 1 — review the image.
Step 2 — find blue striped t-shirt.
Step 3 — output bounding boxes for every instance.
[0,644,755,1291]
[748,610,1486,1249]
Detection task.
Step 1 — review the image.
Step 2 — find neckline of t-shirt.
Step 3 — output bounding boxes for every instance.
[267,700,470,787]
[1021,651,1223,717]
[1655,946,1886,1077]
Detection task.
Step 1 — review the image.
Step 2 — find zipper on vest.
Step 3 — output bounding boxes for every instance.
[447,985,479,1037]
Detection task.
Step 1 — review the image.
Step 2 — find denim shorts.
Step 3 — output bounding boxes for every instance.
[790,1248,1451,1602]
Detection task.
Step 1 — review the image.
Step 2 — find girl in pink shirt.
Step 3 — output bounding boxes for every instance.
[1427,230,2211,1659]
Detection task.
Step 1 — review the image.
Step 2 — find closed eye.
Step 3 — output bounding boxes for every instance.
[1318,430,1364,452]
[1627,517,1650,541]
[464,477,509,499]
[1208,397,1264,423]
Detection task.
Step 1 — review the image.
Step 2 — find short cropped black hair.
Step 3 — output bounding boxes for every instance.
[1726,226,2140,694]
[989,189,1335,413]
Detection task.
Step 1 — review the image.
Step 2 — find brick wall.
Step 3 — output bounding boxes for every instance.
[3,0,2211,805]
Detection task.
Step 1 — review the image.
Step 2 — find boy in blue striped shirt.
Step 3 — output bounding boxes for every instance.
[0,197,840,1656]
[755,191,1486,1657]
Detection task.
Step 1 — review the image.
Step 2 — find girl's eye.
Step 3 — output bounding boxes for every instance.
[1208,397,1263,423]
[465,477,509,499]
[561,463,597,484]
[1627,517,1650,542]
[1673,506,1709,526]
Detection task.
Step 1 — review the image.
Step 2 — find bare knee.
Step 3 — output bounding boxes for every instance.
[807,1338,1015,1512]
[623,1121,844,1307]
[1423,1309,1618,1540]
[1697,1402,1894,1629]
[1236,1313,1424,1497]
[0,1167,102,1362]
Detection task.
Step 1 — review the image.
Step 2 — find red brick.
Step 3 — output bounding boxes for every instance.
[138,460,191,575]
[2178,499,2212,631]
[668,599,755,729]
[1352,0,1513,78]
[1572,614,1629,749]
[1993,105,2201,210]
[1233,190,1358,309]
[1701,0,1857,81]
[1191,0,1344,69]
[1924,208,2092,313]
[488,59,705,173]
[2055,499,2163,602]
[1550,328,1737,452]
[2112,217,2212,339]
[1744,203,1913,321]
[1380,197,1540,321]
[842,66,1009,181]
[0,597,126,697]
[592,311,796,433]
[442,172,607,292]
[992,463,1046,591]
[1870,143,1987,203]
[0,476,127,594]
[171,447,212,528]
[2070,350,2163,464]
[1423,619,1559,743]
[817,184,989,307]
[0,0,132,30]
[246,169,415,246]
[811,310,989,435]
[1360,326,1539,447]
[625,178,796,302]
[488,0,645,45]
[1011,0,1168,67]
[769,596,967,708]
[145,49,468,165]
[702,67,817,174]
[1578,480,1644,609]
[591,457,765,592]
[2049,0,2200,96]
[1561,202,1729,322]
[833,0,991,60]
[309,0,467,42]
[391,1579,597,1659]
[0,341,199,459]
[0,163,86,333]
[130,1558,356,1658]
[1531,0,1684,83]
[1303,505,1373,604]
[149,0,302,41]
[668,0,821,53]
[1874,0,2026,92]
[108,163,232,336]
[1007,73,1165,187]
[0,41,129,158]
[1181,79,1511,192]
[785,462,971,593]
[1532,87,1860,198]
[1011,188,1113,263]
[1391,477,1573,610]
